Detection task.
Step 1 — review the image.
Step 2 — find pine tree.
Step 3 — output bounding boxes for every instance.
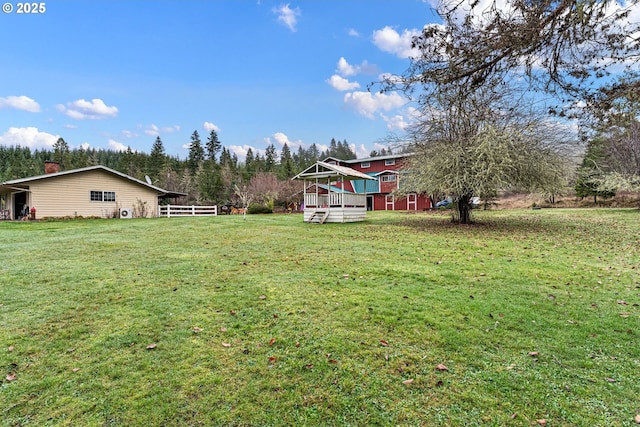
[188,130,204,174]
[148,136,166,182]
[206,129,222,163]
[264,144,277,172]
[279,143,295,179]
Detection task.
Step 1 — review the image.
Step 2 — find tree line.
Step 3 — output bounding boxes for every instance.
[0,133,358,209]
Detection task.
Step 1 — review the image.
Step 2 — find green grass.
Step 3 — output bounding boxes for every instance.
[1,210,639,426]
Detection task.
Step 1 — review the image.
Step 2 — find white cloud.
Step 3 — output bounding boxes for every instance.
[79,142,91,150]
[228,144,252,159]
[63,124,78,129]
[273,4,301,32]
[162,125,181,133]
[107,139,128,152]
[203,121,220,132]
[372,26,421,58]
[343,91,406,119]
[353,143,369,158]
[122,130,138,138]
[348,28,360,37]
[0,127,59,150]
[272,132,303,149]
[144,124,160,136]
[381,113,411,131]
[327,75,361,91]
[57,98,118,120]
[336,57,378,76]
[0,96,41,113]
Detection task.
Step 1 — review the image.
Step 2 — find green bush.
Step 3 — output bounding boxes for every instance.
[247,203,273,214]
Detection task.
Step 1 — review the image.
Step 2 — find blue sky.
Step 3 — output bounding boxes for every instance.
[0,1,438,160]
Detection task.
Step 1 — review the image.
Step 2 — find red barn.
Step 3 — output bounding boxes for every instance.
[322,154,432,211]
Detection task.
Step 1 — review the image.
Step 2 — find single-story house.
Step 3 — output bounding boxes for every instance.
[0,162,183,220]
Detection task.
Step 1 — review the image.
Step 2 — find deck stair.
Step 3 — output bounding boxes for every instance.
[309,210,329,224]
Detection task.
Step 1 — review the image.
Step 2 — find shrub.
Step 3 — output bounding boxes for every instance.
[248,204,273,214]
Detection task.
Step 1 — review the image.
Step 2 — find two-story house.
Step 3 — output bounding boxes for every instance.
[323,153,432,211]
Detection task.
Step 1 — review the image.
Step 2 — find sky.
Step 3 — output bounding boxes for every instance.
[0,0,440,160]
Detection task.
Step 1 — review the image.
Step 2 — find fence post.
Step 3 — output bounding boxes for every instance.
[167,204,171,218]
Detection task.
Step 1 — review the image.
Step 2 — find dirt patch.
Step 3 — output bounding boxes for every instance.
[491,191,640,210]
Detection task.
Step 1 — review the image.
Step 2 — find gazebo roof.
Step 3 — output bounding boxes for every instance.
[292,161,376,181]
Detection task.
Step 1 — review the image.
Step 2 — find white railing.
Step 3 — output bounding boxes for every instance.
[158,205,218,218]
[304,193,366,208]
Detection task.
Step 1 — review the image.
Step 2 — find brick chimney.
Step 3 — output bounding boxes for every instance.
[44,161,61,174]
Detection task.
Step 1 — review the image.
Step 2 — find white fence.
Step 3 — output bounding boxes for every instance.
[158,205,218,218]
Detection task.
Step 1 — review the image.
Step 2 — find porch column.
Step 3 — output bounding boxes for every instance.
[341,176,344,209]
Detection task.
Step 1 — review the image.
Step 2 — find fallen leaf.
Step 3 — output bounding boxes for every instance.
[220,327,227,332]
[402,378,414,385]
[617,300,628,305]
[222,342,231,348]
[606,377,616,383]
[6,374,16,381]
[537,419,547,425]
[146,343,157,350]
[259,295,267,300]
[72,368,80,372]
[436,364,449,371]
[304,364,314,369]
[192,326,203,333]
[295,342,300,347]
[328,359,338,364]
[230,310,236,316]
[8,346,14,352]
[510,413,517,419]
[268,356,276,364]
[379,339,389,347]
[634,414,640,423]
[273,313,279,318]
[435,380,443,387]
[528,351,539,357]
[269,338,276,346]
[620,312,632,318]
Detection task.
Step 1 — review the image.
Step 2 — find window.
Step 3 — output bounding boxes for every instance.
[361,162,370,168]
[381,175,396,182]
[385,159,396,166]
[90,191,116,202]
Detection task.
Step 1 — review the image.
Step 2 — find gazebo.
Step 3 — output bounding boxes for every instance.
[292,161,376,223]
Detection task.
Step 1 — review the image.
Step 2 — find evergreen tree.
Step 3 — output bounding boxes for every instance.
[264,144,277,172]
[574,137,616,203]
[188,130,204,174]
[52,137,71,170]
[279,143,295,179]
[206,129,222,163]
[148,136,166,182]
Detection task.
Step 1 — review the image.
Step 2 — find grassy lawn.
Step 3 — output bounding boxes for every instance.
[1,209,639,426]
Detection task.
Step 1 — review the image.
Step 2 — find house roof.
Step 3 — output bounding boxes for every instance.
[292,161,376,181]
[0,165,185,196]
[323,152,414,165]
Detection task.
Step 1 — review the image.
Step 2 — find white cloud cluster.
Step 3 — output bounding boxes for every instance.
[273,3,301,32]
[57,98,118,120]
[108,139,129,152]
[343,91,406,119]
[0,95,41,113]
[0,127,58,150]
[144,124,180,136]
[326,57,375,91]
[203,121,220,132]
[372,26,421,59]
[271,132,303,149]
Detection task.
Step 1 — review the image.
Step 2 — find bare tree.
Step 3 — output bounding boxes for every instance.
[247,172,281,211]
[233,183,252,220]
[399,85,574,223]
[389,0,640,120]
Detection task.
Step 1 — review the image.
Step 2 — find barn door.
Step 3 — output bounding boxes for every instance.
[385,194,394,211]
[407,193,417,210]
